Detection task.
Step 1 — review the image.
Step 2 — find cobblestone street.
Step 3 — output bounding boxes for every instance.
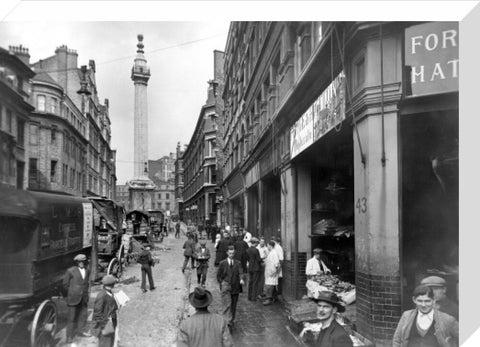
[50,224,302,347]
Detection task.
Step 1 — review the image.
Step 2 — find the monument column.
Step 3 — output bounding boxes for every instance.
[128,34,155,211]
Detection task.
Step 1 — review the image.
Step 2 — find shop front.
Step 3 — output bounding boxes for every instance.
[400,21,459,311]
[288,70,358,321]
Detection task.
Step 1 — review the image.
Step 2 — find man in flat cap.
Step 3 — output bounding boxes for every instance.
[63,254,91,343]
[421,275,458,320]
[393,285,458,347]
[177,287,233,347]
[93,275,118,347]
[300,291,352,346]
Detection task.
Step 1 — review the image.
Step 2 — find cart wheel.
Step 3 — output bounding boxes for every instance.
[30,299,57,347]
[107,257,122,279]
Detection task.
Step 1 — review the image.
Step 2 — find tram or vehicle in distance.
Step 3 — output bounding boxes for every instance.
[0,187,94,347]
[88,197,126,279]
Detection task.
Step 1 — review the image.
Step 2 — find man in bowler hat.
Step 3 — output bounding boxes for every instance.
[63,254,91,343]
[177,287,233,347]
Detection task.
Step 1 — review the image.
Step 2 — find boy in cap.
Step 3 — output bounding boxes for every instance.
[177,287,233,347]
[246,237,262,301]
[63,254,91,343]
[300,291,352,346]
[393,285,458,347]
[421,275,458,320]
[93,275,118,347]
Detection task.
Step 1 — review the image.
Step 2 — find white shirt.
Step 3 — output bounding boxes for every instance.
[78,267,86,280]
[417,310,434,330]
[305,257,331,276]
[257,245,269,260]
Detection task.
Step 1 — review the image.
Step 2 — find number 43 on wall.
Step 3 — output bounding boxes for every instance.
[356,197,367,214]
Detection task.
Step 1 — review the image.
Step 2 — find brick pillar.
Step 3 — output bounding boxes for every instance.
[280,164,295,300]
[354,111,401,345]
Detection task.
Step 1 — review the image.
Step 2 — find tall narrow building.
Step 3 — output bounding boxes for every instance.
[127,34,155,210]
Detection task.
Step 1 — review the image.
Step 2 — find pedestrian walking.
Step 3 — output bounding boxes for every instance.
[216,246,245,329]
[246,237,262,301]
[261,241,281,306]
[63,254,91,343]
[177,287,233,347]
[233,233,249,271]
[175,221,181,238]
[138,244,155,292]
[182,233,196,272]
[215,232,233,266]
[92,275,119,347]
[420,275,459,320]
[393,285,458,347]
[194,239,211,287]
[299,291,352,347]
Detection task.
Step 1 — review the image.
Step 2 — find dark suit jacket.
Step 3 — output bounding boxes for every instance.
[309,320,353,347]
[233,240,249,269]
[246,246,261,272]
[215,238,233,263]
[194,246,211,262]
[63,266,90,306]
[217,258,244,294]
[92,289,118,337]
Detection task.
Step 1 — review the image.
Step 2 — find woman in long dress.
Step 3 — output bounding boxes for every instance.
[262,241,280,306]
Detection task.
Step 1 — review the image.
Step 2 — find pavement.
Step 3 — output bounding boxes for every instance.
[44,222,302,347]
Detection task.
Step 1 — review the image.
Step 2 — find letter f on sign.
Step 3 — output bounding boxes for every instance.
[411,35,423,54]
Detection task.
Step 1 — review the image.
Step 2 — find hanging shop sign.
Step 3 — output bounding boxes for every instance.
[405,22,459,97]
[290,71,346,159]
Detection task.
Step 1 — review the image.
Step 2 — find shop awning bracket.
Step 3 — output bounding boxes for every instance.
[333,23,366,167]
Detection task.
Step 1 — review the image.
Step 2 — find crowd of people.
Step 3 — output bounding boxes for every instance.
[61,221,459,347]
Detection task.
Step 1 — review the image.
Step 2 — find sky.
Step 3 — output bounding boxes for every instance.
[0,20,229,184]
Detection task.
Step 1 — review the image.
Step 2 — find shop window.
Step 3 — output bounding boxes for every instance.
[50,160,57,182]
[37,95,46,111]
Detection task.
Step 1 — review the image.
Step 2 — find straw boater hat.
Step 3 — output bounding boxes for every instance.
[189,287,213,308]
[74,254,87,262]
[311,291,346,313]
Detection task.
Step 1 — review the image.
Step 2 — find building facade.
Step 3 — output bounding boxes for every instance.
[29,45,116,198]
[174,142,186,218]
[182,50,225,227]
[220,21,458,346]
[116,183,129,208]
[0,45,35,189]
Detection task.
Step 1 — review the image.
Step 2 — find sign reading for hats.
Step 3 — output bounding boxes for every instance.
[405,22,459,97]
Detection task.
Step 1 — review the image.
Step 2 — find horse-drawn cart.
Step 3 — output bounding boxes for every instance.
[0,187,93,347]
